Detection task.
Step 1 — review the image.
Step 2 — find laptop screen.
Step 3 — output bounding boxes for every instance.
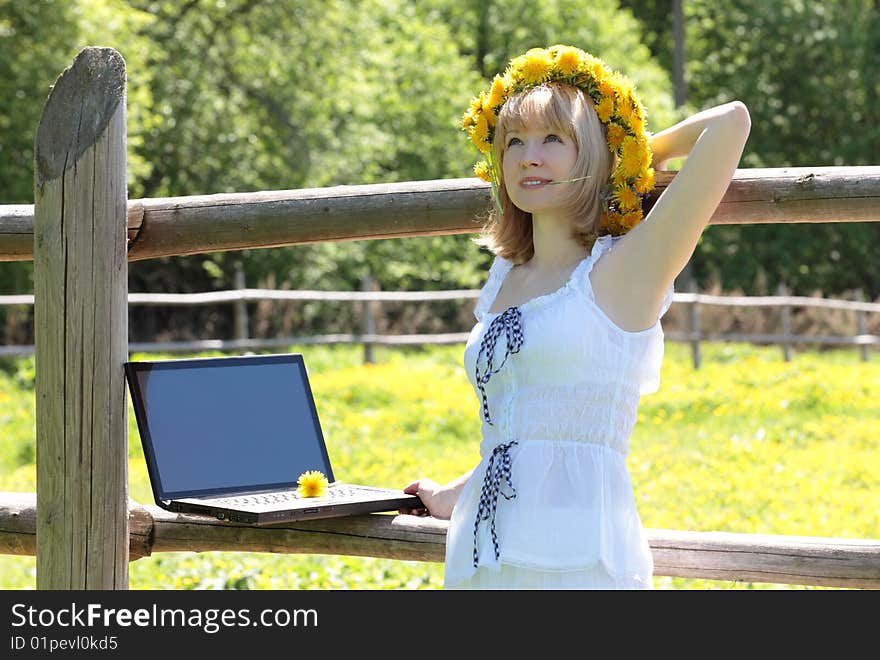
[125,354,334,500]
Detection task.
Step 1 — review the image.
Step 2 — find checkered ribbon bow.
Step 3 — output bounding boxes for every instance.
[473,440,519,568]
[474,306,523,425]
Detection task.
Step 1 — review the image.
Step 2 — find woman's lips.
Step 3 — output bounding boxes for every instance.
[520,177,552,189]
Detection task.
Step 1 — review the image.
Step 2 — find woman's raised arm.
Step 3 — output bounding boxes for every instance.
[597,101,751,305]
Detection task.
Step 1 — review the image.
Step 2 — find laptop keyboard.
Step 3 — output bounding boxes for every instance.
[211,485,372,507]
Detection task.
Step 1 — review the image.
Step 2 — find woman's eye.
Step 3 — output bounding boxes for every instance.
[507,137,522,147]
[546,134,562,143]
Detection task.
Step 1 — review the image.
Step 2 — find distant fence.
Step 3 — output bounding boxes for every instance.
[1,282,877,366]
[668,282,879,367]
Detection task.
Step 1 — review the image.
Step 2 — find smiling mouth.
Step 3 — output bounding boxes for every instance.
[520,178,551,188]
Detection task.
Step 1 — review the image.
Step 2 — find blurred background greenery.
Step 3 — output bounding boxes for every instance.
[0,0,878,346]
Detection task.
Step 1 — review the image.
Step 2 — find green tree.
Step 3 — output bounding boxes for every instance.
[0,0,79,323]
[616,0,678,75]
[0,1,80,204]
[0,0,681,342]
[417,0,680,132]
[622,0,880,299]
[113,0,487,339]
[0,0,150,339]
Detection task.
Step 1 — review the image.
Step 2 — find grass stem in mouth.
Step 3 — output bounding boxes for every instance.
[546,175,593,185]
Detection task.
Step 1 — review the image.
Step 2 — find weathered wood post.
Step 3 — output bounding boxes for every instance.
[33,47,129,589]
[778,282,792,362]
[688,278,701,369]
[361,274,377,364]
[233,259,250,353]
[855,288,869,362]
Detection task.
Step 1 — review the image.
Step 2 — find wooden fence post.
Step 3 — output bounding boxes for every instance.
[33,48,129,589]
[688,278,701,369]
[778,282,792,362]
[233,259,249,353]
[855,288,869,362]
[361,274,377,364]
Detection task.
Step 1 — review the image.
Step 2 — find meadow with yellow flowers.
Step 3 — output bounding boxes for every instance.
[0,341,877,589]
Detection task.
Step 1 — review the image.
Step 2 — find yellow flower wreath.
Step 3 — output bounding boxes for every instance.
[462,45,655,235]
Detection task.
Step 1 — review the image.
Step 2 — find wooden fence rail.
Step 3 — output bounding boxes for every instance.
[2,287,878,307]
[2,166,880,263]
[1,493,878,589]
[1,287,877,364]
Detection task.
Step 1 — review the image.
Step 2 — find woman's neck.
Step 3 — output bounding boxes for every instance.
[527,213,588,272]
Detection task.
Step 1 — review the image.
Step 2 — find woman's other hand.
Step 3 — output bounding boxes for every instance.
[399,477,457,520]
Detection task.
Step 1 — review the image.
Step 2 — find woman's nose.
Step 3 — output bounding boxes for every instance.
[520,143,543,168]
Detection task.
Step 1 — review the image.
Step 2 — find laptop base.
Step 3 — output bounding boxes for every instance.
[166,493,422,524]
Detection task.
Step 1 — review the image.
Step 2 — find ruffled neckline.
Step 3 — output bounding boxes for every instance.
[480,234,616,320]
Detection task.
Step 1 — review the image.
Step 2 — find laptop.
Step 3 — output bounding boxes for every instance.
[124,352,422,524]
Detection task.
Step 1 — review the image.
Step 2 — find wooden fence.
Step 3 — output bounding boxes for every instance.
[1,47,879,589]
[2,492,877,589]
[1,285,877,366]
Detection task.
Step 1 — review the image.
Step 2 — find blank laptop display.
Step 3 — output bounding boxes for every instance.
[124,353,421,524]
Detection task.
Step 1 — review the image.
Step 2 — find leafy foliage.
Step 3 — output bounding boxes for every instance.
[0,0,681,342]
[0,1,80,306]
[0,0,877,338]
[622,0,880,299]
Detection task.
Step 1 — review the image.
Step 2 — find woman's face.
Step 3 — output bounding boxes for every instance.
[501,123,578,218]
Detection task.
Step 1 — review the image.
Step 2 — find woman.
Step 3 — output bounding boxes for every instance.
[401,46,750,589]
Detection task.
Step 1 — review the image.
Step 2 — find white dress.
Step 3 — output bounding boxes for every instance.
[444,234,674,589]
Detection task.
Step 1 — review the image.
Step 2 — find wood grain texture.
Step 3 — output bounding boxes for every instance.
[33,47,129,589]
[3,167,879,262]
[647,528,880,588]
[2,494,877,588]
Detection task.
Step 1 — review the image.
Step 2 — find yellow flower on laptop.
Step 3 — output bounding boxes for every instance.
[296,470,329,498]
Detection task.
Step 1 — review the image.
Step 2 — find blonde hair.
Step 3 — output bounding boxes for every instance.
[473,83,613,264]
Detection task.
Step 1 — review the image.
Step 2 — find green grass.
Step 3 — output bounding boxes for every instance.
[1,341,878,589]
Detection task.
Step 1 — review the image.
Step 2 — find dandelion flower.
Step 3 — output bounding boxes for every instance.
[629,111,645,135]
[617,98,635,128]
[615,75,635,102]
[606,123,626,150]
[614,183,640,211]
[296,470,329,498]
[474,160,493,182]
[554,47,581,76]
[619,136,648,178]
[468,95,483,117]
[518,48,553,84]
[581,57,606,82]
[619,95,644,134]
[635,168,655,194]
[597,79,616,99]
[621,209,643,230]
[603,210,624,234]
[469,114,491,152]
[596,96,614,123]
[462,98,482,130]
[487,75,507,109]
